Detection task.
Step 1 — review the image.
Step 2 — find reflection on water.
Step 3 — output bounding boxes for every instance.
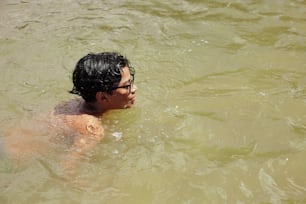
[0,0,306,203]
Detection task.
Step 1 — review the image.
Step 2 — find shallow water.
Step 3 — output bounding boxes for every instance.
[1,0,306,203]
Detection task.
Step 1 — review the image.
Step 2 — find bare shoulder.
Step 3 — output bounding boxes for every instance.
[75,114,104,139]
[52,99,104,140]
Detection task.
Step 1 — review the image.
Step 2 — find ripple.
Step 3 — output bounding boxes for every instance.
[258,168,287,203]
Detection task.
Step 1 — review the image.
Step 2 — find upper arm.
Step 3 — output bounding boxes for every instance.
[85,117,104,140]
[60,116,104,173]
[72,116,104,152]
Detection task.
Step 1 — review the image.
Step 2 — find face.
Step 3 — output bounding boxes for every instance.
[106,66,137,109]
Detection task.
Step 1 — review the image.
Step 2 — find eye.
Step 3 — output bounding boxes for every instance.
[124,85,131,89]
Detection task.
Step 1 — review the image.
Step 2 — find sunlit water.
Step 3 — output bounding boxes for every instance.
[0,0,306,203]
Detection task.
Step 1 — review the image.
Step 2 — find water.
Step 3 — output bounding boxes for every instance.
[1,0,306,203]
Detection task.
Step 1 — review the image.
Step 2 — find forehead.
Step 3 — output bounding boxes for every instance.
[120,67,132,83]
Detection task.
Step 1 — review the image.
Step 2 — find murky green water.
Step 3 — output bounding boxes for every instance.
[1,0,306,203]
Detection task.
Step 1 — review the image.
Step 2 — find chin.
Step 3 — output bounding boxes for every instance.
[124,103,134,109]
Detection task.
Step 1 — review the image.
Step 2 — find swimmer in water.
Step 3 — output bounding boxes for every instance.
[54,52,137,169]
[2,52,137,172]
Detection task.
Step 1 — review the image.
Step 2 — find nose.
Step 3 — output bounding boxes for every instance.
[131,84,137,94]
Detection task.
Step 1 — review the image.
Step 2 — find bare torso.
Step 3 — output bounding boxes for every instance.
[2,98,104,171]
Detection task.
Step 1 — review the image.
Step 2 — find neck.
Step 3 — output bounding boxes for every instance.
[81,101,106,116]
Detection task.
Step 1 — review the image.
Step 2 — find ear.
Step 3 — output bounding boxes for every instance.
[96,91,109,101]
[96,92,108,102]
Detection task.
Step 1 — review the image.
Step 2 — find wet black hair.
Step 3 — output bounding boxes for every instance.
[69,52,131,102]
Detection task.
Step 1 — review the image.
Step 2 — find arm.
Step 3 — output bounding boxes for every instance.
[60,116,104,174]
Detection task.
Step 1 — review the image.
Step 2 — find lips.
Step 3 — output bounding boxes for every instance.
[130,96,136,104]
[129,95,136,104]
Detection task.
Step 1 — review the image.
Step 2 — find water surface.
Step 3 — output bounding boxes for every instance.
[0,0,306,203]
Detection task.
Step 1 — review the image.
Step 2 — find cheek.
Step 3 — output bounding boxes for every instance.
[111,93,130,105]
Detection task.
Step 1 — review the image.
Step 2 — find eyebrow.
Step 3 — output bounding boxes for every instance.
[121,77,132,85]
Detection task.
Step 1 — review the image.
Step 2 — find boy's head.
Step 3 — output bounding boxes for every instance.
[70,52,133,103]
